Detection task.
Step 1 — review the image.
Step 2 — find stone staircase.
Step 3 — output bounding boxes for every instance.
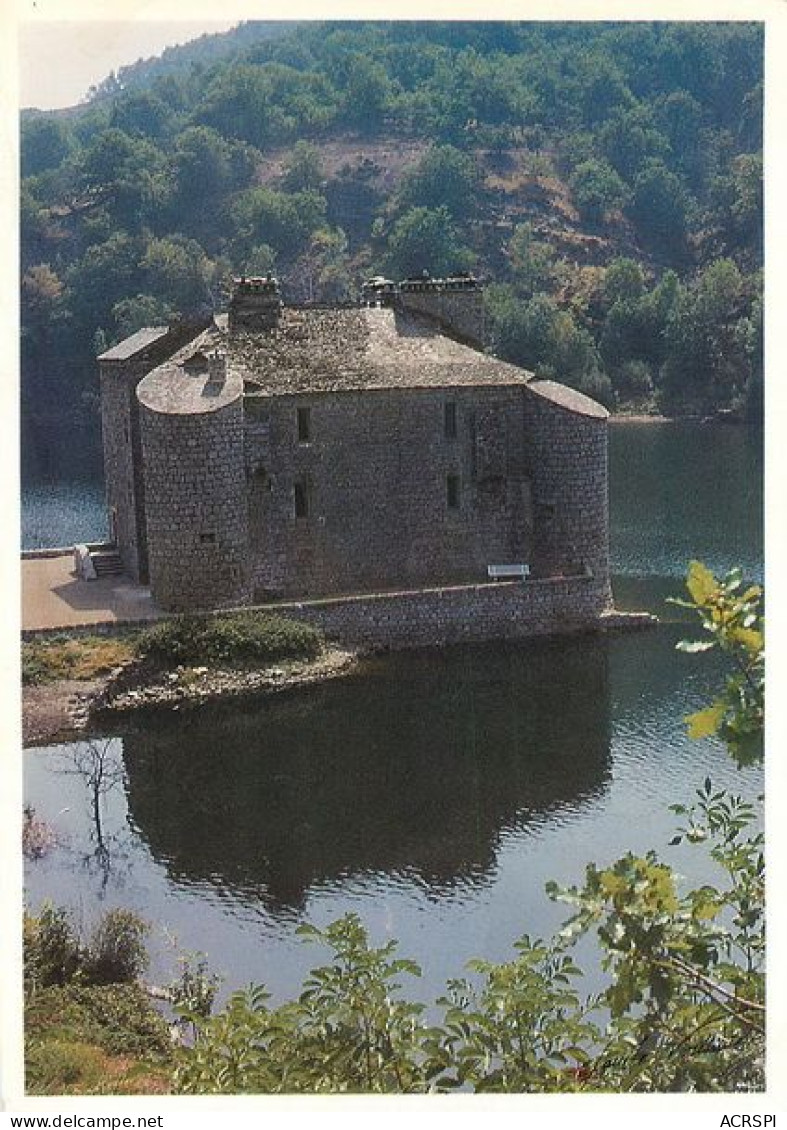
[89,546,123,578]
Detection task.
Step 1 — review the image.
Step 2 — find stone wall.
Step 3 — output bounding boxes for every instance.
[99,362,145,583]
[397,287,485,346]
[244,385,534,599]
[256,574,611,649]
[140,398,251,611]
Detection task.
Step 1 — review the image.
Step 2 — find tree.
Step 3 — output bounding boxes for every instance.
[78,128,163,230]
[506,224,557,298]
[228,187,327,262]
[166,126,234,235]
[140,235,214,314]
[341,55,393,134]
[706,153,762,264]
[603,258,646,306]
[569,159,629,225]
[288,228,354,303]
[110,90,172,140]
[659,259,752,411]
[66,233,144,333]
[280,141,324,193]
[112,294,176,340]
[395,145,480,222]
[21,116,73,178]
[628,159,693,257]
[598,104,670,182]
[384,206,475,279]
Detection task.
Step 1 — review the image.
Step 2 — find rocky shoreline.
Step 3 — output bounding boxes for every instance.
[22,609,657,747]
[23,647,359,747]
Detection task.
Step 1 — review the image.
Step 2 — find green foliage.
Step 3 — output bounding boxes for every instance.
[82,909,150,986]
[507,224,557,297]
[27,983,173,1060]
[25,904,150,991]
[20,22,763,424]
[21,116,74,178]
[628,159,694,254]
[140,235,213,314]
[280,140,324,193]
[384,206,475,279]
[176,915,430,1093]
[168,953,222,1035]
[549,788,764,1091]
[25,983,174,1095]
[434,940,595,1091]
[668,561,763,765]
[570,158,629,224]
[112,294,176,340]
[486,287,610,404]
[395,145,480,221]
[25,903,82,989]
[228,186,327,260]
[136,612,324,669]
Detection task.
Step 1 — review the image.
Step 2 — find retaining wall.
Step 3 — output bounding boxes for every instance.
[260,574,612,649]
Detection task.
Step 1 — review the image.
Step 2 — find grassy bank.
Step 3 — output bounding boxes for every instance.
[22,613,324,686]
[24,904,175,1095]
[26,984,174,1095]
[22,634,137,685]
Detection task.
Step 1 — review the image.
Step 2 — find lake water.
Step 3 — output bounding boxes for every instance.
[23,420,763,1006]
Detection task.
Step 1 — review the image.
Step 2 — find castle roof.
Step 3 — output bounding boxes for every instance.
[526,379,608,420]
[233,306,531,396]
[132,306,605,420]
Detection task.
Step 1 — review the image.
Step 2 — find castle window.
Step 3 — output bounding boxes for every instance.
[294,479,311,519]
[447,474,461,510]
[200,532,216,544]
[297,406,312,443]
[444,401,457,439]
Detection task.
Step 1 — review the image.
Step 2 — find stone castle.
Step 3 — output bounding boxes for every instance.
[98,274,613,644]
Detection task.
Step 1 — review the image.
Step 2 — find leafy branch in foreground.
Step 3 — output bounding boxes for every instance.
[669,560,763,765]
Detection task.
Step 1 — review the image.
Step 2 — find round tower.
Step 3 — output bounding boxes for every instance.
[137,350,251,611]
[524,380,611,607]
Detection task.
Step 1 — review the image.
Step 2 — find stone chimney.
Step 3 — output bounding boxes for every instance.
[229,276,282,333]
[206,351,227,386]
[397,272,485,347]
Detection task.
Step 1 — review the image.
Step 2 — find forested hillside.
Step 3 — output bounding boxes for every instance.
[21,20,763,456]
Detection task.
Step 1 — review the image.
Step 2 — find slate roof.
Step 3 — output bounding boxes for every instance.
[98,326,169,362]
[133,307,605,420]
[230,306,531,396]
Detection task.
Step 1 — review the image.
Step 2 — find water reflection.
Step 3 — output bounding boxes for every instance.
[121,637,612,911]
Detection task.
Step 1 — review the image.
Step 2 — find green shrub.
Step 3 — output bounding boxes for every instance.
[26,983,172,1060]
[82,909,149,985]
[136,613,323,668]
[25,903,82,989]
[25,905,149,990]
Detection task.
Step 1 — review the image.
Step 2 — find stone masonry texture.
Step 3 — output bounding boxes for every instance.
[99,280,612,628]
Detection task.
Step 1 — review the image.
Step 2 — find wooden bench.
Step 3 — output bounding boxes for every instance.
[487,564,530,581]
